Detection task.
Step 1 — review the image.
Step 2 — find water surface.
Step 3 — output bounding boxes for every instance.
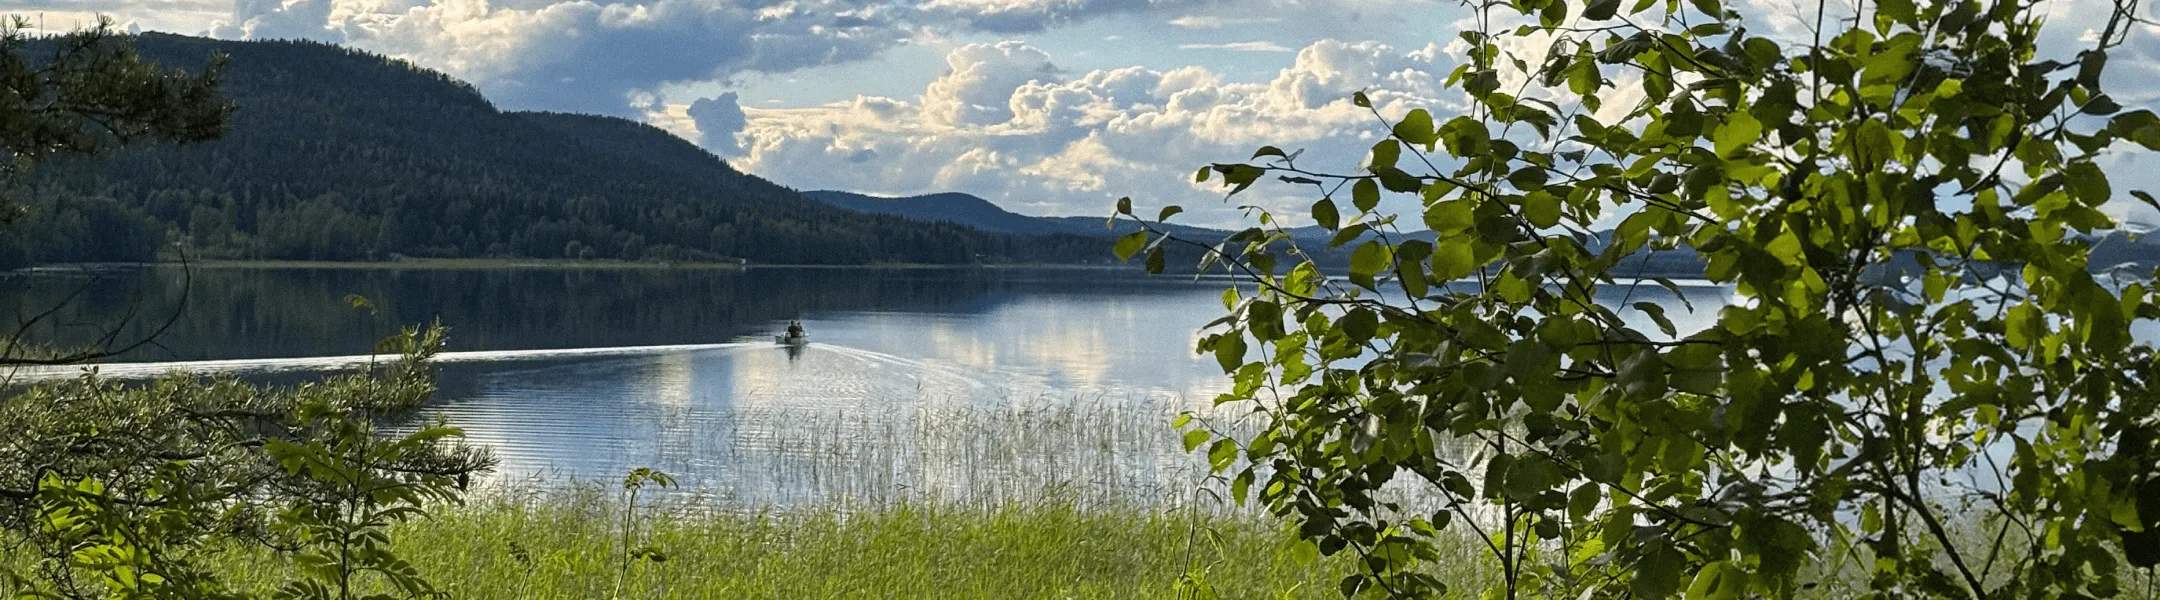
[2,265,1731,506]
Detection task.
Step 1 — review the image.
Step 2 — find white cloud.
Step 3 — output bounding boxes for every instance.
[1178,41,1291,52]
[923,40,1059,126]
[1166,15,1279,28]
[200,0,1201,115]
[717,39,1452,228]
[686,91,748,155]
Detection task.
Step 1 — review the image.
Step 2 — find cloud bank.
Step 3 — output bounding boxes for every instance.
[205,0,1200,115]
[703,39,1453,227]
[694,0,2160,229]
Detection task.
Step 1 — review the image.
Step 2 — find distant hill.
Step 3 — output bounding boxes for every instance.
[804,190,1723,277]
[2090,230,2160,273]
[0,34,1111,268]
[803,190,1231,239]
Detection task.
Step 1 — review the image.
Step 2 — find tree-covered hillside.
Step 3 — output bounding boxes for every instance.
[0,34,1112,268]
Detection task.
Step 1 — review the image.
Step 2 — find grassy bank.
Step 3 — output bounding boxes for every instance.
[8,494,1392,599]
[13,490,2160,598]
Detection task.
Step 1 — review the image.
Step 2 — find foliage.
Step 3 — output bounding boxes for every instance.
[1125,0,2160,597]
[0,21,491,600]
[0,18,229,224]
[2,33,1117,268]
[13,493,1379,599]
[613,468,675,599]
[0,325,493,599]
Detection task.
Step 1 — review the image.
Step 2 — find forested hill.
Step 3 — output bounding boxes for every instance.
[0,34,1112,268]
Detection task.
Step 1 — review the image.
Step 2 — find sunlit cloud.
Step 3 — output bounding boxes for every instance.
[1166,15,1281,28]
[1177,40,1291,52]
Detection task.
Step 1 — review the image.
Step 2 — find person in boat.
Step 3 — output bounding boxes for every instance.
[786,320,806,340]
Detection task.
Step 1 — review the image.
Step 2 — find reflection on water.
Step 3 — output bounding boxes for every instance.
[415,283,1257,505]
[3,266,1735,507]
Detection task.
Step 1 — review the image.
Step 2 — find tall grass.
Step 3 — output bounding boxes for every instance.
[14,388,2154,599]
[85,490,1397,600]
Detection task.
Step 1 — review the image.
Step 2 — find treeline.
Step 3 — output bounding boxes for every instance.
[0,34,1114,268]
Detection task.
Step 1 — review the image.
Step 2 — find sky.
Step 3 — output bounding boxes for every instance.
[9,0,2160,229]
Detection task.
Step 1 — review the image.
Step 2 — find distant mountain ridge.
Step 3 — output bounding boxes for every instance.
[804,190,1717,277]
[1,34,1111,267]
[803,190,1232,239]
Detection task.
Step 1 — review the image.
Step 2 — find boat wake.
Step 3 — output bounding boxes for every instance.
[813,344,992,390]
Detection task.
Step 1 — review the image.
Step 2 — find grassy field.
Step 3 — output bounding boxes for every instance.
[24,493,1401,600]
[12,488,2160,598]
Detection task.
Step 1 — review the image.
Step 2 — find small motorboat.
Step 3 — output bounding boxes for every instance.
[774,334,809,346]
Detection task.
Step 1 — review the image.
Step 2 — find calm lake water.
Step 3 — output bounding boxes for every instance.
[2,265,1732,506]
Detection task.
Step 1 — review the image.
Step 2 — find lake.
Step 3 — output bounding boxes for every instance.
[0,265,1732,507]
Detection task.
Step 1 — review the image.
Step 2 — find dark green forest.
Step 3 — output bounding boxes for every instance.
[0,34,1116,268]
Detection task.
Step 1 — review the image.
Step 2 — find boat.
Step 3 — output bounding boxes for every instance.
[774,334,809,346]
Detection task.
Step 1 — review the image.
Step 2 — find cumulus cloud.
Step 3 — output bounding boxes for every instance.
[1178,41,1290,52]
[923,41,1060,126]
[686,91,748,155]
[727,39,1451,227]
[203,0,1198,115]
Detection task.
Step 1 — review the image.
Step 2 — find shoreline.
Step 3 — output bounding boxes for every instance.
[15,259,1142,272]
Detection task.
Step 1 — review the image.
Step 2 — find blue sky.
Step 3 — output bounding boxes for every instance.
[9,0,2160,229]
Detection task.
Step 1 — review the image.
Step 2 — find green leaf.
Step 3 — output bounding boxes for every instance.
[1685,561,1743,600]
[2134,190,2160,213]
[1432,238,1476,281]
[1713,110,1762,158]
[1633,546,1686,598]
[2066,161,2112,206]
[1876,0,1916,26]
[1214,335,1247,372]
[1349,241,1392,290]
[1858,35,1918,85]
[1116,197,1133,215]
[2110,110,2160,150]
[1113,231,1148,262]
[2083,94,2123,115]
[1585,0,1622,20]
[1182,429,1211,452]
[2141,478,2160,531]
[1396,240,1433,298]
[1394,108,1438,148]
[1251,146,1286,160]
[1441,116,1492,157]
[1369,139,1402,171]
[1425,200,1475,232]
[1313,199,1341,230]
[1353,178,1381,213]
[1375,166,1424,193]
[1207,439,1238,469]
[2128,529,2160,568]
[1351,91,1372,108]
[1522,191,1561,228]
[1568,483,1601,519]
[1634,302,1678,337]
[1568,58,1602,95]
[1158,205,1184,222]
[1330,223,1371,248]
[1506,339,1553,380]
[1340,574,1369,598]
